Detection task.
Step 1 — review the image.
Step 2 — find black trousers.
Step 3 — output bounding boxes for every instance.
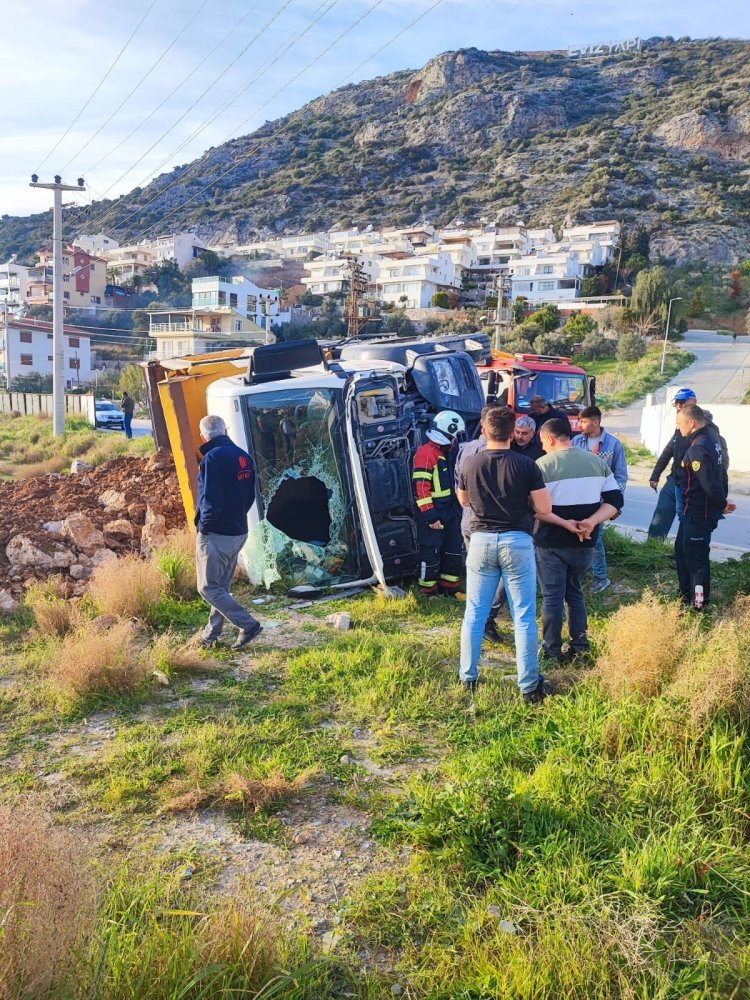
[417,508,462,594]
[675,516,713,607]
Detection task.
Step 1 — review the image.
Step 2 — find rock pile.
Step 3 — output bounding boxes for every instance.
[0,451,186,605]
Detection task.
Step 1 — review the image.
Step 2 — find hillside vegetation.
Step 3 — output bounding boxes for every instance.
[1,36,749,264]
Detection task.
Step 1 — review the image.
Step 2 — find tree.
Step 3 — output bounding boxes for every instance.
[630,266,672,328]
[580,333,617,360]
[532,304,561,333]
[118,364,146,404]
[617,331,647,362]
[431,291,451,309]
[512,297,527,324]
[688,290,705,317]
[144,260,190,306]
[383,310,415,336]
[562,313,598,338]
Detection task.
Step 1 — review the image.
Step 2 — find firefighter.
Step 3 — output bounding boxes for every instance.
[412,410,466,596]
[674,404,736,609]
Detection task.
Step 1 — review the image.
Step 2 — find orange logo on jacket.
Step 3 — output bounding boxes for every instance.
[237,454,252,480]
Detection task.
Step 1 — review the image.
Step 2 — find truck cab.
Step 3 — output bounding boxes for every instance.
[150,337,486,592]
[477,353,595,433]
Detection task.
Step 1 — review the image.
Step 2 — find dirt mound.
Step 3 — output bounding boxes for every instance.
[0,453,186,597]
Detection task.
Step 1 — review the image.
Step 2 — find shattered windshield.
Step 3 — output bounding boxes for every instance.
[242,386,359,589]
[514,372,587,412]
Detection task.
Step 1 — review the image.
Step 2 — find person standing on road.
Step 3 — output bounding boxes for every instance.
[195,414,263,650]
[648,389,728,539]
[572,405,627,593]
[529,396,572,438]
[120,391,135,440]
[674,404,735,609]
[412,410,465,597]
[511,415,546,461]
[457,405,552,702]
[535,419,624,662]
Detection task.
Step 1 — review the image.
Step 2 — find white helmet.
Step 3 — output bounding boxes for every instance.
[427,409,465,446]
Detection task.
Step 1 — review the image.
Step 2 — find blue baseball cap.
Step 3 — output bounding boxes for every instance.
[673,388,697,404]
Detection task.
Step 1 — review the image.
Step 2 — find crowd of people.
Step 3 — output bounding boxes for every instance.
[190,390,734,705]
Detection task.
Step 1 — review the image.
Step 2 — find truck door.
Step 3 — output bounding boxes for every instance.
[344,372,418,587]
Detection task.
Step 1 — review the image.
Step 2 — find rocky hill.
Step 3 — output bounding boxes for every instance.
[2,36,749,265]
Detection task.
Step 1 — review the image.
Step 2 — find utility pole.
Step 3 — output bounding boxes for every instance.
[30,174,85,435]
[345,256,367,338]
[660,296,682,375]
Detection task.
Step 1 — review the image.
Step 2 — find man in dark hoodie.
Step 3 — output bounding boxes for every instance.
[648,388,729,539]
[194,414,262,649]
[674,404,735,609]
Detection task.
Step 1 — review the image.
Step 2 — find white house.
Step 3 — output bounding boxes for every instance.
[0,260,30,315]
[510,250,589,303]
[190,276,291,327]
[375,251,460,309]
[0,317,91,386]
[562,221,620,253]
[104,245,156,286]
[73,233,120,257]
[140,232,208,269]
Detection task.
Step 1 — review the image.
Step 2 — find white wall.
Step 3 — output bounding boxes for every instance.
[640,397,750,473]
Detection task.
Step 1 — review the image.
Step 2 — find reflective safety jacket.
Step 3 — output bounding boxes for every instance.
[412,440,456,521]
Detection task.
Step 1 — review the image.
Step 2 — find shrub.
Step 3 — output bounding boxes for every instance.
[89,552,169,619]
[580,333,617,359]
[154,528,197,599]
[50,618,147,700]
[145,631,223,676]
[0,803,97,1000]
[597,592,695,700]
[617,331,647,361]
[563,312,598,338]
[24,576,80,637]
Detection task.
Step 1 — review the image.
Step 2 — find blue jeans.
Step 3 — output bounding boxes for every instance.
[123,412,133,439]
[648,475,682,539]
[592,530,607,580]
[460,532,540,694]
[535,546,594,660]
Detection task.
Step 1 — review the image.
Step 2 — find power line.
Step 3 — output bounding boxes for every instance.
[36,0,160,172]
[82,0,389,241]
[131,0,340,194]
[60,0,211,173]
[90,0,296,204]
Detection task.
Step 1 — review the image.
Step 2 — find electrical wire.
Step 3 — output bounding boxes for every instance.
[90,0,296,203]
[60,0,211,173]
[130,0,341,194]
[36,0,160,172]
[82,0,388,240]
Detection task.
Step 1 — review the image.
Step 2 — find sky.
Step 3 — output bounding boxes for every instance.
[1,0,749,228]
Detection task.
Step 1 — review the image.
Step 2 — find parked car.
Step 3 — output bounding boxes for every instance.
[95,400,125,429]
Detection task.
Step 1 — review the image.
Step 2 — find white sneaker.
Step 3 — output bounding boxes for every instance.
[590,577,611,594]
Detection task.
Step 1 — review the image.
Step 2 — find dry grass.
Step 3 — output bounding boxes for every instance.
[668,598,750,726]
[166,768,318,815]
[24,576,80,637]
[596,592,696,700]
[145,631,224,675]
[0,802,98,1000]
[17,455,68,478]
[195,900,280,988]
[155,527,197,598]
[50,618,148,699]
[89,552,169,619]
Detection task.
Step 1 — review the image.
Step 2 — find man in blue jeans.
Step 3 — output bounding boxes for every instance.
[572,405,627,593]
[457,406,552,702]
[535,419,624,662]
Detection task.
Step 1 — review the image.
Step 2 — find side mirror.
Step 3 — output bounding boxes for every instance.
[486,370,499,400]
[589,376,597,406]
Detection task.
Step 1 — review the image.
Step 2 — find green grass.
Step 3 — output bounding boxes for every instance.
[576,345,695,409]
[2,535,750,997]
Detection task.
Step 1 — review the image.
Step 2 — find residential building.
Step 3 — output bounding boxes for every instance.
[104,245,156,286]
[562,221,620,253]
[302,256,363,297]
[375,251,460,309]
[526,226,556,250]
[27,245,108,311]
[510,250,590,303]
[190,275,291,328]
[73,233,120,256]
[140,232,208,269]
[0,260,30,315]
[0,317,91,386]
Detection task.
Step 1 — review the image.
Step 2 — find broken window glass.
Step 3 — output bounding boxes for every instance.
[241,387,360,589]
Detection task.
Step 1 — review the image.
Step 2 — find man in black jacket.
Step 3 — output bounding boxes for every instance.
[674,404,735,609]
[195,414,262,649]
[529,396,572,438]
[648,388,728,538]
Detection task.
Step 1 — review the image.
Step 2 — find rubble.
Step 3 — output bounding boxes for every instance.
[0,455,185,596]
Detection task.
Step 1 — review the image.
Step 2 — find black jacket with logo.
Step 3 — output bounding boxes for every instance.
[195,434,255,535]
[651,410,728,486]
[681,426,728,524]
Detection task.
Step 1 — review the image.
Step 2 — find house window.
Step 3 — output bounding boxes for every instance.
[20,354,33,366]
[68,337,80,348]
[69,358,79,369]
[47,333,52,339]
[91,296,101,304]
[538,281,556,291]
[90,264,95,271]
[235,321,242,332]
[541,265,554,274]
[48,356,53,362]
[64,292,70,300]
[19,331,32,343]
[230,293,238,308]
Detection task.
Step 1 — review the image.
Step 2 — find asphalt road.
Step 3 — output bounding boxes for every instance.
[616,482,750,558]
[96,417,152,439]
[605,331,750,440]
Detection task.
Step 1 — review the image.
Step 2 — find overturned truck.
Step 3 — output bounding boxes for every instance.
[144,335,489,591]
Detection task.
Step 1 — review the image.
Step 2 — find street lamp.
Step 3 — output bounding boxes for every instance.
[660,296,682,375]
[612,245,623,294]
